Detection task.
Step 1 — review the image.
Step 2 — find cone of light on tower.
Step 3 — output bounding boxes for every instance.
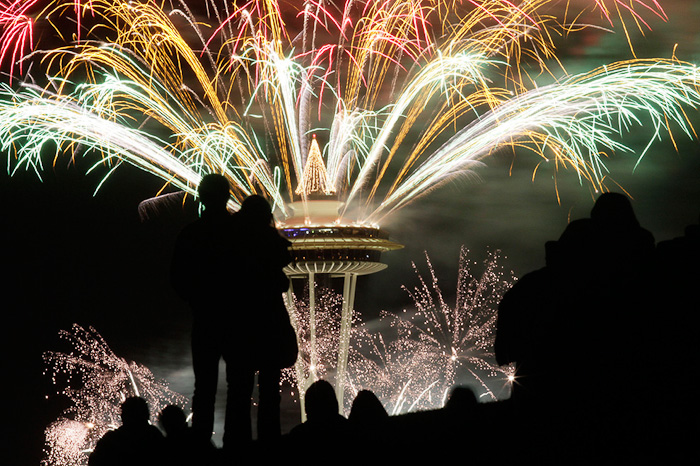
[295,135,335,197]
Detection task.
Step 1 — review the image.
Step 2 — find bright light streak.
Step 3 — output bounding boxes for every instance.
[0,1,689,227]
[0,0,38,79]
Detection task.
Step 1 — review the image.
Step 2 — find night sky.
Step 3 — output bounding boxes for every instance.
[3,2,700,464]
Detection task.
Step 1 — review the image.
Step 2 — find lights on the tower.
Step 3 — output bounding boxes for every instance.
[295,135,336,197]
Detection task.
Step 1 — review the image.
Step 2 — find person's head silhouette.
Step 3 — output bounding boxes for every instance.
[159,405,188,436]
[444,386,477,412]
[304,380,338,421]
[349,390,387,423]
[198,174,231,212]
[120,396,151,428]
[591,192,640,229]
[238,194,274,226]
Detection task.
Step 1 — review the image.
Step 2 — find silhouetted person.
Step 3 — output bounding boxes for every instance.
[159,405,188,437]
[494,224,594,405]
[442,386,487,458]
[226,194,295,449]
[655,213,699,372]
[496,217,609,463]
[440,385,479,438]
[170,178,294,451]
[656,213,700,282]
[348,389,388,426]
[653,214,699,460]
[170,174,240,448]
[88,397,164,466]
[288,380,350,450]
[159,405,215,466]
[444,385,478,413]
[589,192,655,288]
[588,193,656,405]
[348,389,389,446]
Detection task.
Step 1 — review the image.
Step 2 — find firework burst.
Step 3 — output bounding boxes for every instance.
[42,324,188,466]
[0,1,694,224]
[348,247,516,414]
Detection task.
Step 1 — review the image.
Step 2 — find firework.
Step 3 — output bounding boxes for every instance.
[0,0,37,78]
[282,247,515,415]
[282,281,363,418]
[42,324,189,466]
[347,247,516,414]
[1,0,693,449]
[0,1,693,224]
[583,1,666,27]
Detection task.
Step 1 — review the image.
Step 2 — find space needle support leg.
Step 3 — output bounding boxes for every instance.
[336,272,357,411]
[284,281,309,422]
[308,272,317,380]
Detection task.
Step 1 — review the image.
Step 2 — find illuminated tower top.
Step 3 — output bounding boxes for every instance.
[285,135,342,227]
[280,137,402,277]
[295,135,335,197]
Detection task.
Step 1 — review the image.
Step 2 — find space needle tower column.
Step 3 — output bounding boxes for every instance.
[279,136,402,411]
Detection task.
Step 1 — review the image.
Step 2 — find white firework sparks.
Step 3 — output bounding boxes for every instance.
[348,247,517,414]
[41,324,189,466]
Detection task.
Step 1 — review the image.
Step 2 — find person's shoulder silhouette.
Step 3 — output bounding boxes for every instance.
[89,397,164,466]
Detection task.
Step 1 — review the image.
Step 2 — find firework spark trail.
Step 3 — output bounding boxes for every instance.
[348,247,516,413]
[0,81,202,191]
[43,418,92,466]
[0,0,689,226]
[396,247,516,402]
[367,58,700,223]
[42,324,189,466]
[0,42,283,208]
[0,0,37,78]
[591,0,667,32]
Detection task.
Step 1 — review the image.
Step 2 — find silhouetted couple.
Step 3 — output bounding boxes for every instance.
[170,174,297,452]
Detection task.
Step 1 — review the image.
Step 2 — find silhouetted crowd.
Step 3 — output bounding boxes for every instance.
[89,190,698,465]
[493,192,698,464]
[88,381,489,465]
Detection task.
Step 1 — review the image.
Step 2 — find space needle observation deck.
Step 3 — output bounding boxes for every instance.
[278,136,403,278]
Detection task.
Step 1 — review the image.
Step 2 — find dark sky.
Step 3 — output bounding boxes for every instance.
[3,2,700,464]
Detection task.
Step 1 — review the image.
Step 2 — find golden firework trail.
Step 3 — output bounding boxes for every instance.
[1,1,694,225]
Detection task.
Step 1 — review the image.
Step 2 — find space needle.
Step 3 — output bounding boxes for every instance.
[278,136,403,407]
